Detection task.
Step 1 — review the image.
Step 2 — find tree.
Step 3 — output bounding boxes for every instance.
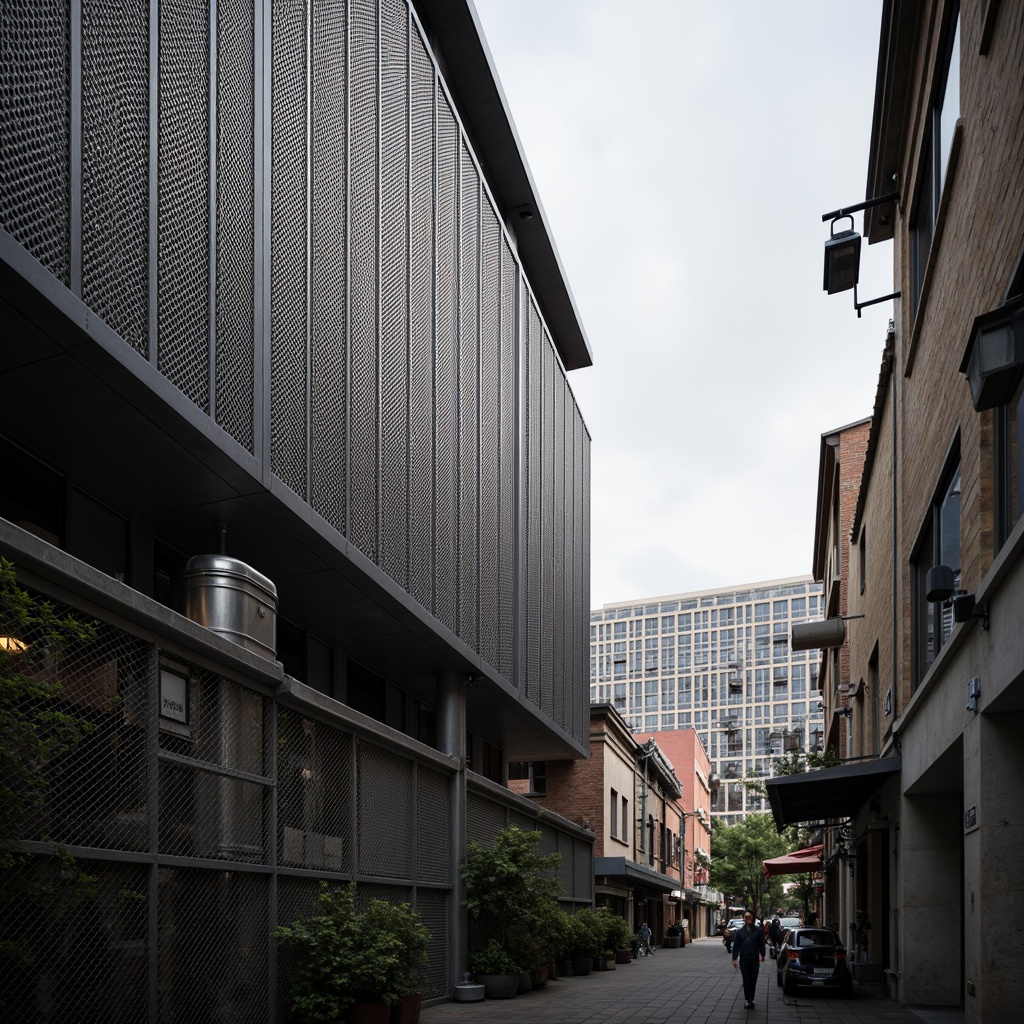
[709,814,789,917]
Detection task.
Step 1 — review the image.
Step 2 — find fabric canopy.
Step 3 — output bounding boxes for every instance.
[762,843,822,878]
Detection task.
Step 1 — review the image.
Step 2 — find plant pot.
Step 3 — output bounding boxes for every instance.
[531,966,549,988]
[663,936,681,948]
[517,971,532,994]
[560,960,574,976]
[571,957,592,976]
[348,1001,391,1024]
[602,957,616,970]
[615,949,632,964]
[389,993,422,1024]
[475,973,519,999]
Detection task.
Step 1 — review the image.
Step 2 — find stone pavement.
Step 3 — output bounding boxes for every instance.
[420,938,965,1024]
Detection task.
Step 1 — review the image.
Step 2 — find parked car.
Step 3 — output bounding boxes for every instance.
[776,926,852,997]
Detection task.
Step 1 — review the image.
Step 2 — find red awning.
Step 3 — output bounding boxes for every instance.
[762,844,823,878]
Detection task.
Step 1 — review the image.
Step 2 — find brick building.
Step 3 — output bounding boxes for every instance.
[512,704,686,941]
[768,2,1023,1019]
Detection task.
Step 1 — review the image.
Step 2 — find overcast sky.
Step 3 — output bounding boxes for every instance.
[471,0,893,608]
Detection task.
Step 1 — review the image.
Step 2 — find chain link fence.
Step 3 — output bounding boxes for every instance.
[0,577,459,1022]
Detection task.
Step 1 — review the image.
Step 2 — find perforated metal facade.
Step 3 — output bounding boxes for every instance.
[0,0,590,745]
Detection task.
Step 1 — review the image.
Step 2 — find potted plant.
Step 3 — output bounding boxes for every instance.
[275,884,430,1024]
[597,909,634,965]
[468,939,520,999]
[663,923,682,948]
[462,826,562,994]
[566,909,602,975]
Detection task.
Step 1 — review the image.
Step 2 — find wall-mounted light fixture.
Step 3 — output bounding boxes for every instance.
[925,564,956,603]
[966,677,981,713]
[791,617,847,651]
[821,186,902,318]
[952,593,989,630]
[958,293,1024,411]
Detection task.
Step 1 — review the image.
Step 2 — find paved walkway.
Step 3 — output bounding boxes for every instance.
[420,939,964,1024]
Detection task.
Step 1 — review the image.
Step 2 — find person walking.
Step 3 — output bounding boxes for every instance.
[638,921,654,956]
[731,911,765,1009]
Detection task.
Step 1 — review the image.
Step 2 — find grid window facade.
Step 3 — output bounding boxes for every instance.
[590,576,824,825]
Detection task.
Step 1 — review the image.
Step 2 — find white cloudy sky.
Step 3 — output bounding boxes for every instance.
[471,0,894,608]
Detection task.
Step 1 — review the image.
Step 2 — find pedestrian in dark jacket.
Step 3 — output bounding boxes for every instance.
[731,911,766,1009]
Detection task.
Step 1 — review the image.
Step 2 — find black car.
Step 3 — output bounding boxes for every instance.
[776,926,853,997]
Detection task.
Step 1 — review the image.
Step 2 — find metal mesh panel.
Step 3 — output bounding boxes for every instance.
[81,0,149,355]
[433,95,459,635]
[415,766,451,884]
[574,837,594,900]
[275,874,338,1019]
[1,854,149,1023]
[537,822,559,858]
[157,867,269,1023]
[379,0,410,588]
[158,671,270,863]
[458,145,479,650]
[508,810,536,834]
[157,0,211,411]
[310,0,348,532]
[215,0,256,450]
[552,365,566,726]
[0,0,70,283]
[478,201,500,672]
[277,708,352,873]
[270,0,309,499]
[498,241,517,680]
[466,791,506,848]
[581,419,589,749]
[348,0,380,560]
[415,886,451,998]
[408,24,435,615]
[524,298,543,708]
[541,333,555,719]
[0,591,152,852]
[557,830,574,896]
[356,742,413,878]
[355,882,411,910]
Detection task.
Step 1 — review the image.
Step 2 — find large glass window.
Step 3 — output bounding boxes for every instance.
[996,356,1024,546]
[911,5,960,316]
[912,449,961,687]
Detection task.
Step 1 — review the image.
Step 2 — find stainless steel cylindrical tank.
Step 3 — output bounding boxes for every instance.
[180,554,278,661]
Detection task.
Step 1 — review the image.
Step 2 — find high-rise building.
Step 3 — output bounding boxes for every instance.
[590,577,824,825]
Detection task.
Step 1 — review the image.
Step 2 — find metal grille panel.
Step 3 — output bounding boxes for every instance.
[157,0,211,410]
[408,24,435,614]
[0,0,70,283]
[415,886,450,998]
[82,0,149,355]
[415,766,451,884]
[348,0,380,560]
[1,855,149,1023]
[357,742,413,878]
[379,0,410,588]
[215,0,256,450]
[310,0,348,532]
[525,299,543,708]
[433,95,460,635]
[458,145,479,650]
[478,201,501,672]
[574,837,594,900]
[498,241,517,680]
[466,791,506,848]
[552,365,566,724]
[270,0,309,498]
[277,709,352,872]
[157,867,269,1022]
[541,334,555,719]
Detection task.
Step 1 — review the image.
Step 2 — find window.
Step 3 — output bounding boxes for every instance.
[622,796,629,842]
[912,448,961,687]
[610,788,618,838]
[910,5,960,316]
[996,268,1024,546]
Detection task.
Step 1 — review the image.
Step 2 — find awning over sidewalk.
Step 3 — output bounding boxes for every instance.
[594,857,679,894]
[762,843,822,878]
[766,756,901,830]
